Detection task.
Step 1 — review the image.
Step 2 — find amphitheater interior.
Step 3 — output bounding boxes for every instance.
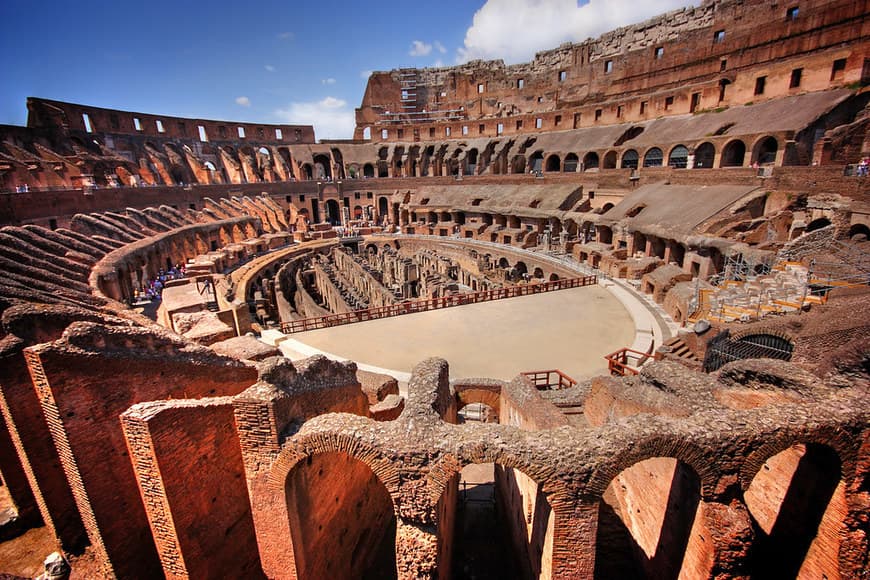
[0,0,868,578]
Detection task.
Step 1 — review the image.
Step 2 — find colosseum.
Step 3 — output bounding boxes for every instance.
[0,0,868,578]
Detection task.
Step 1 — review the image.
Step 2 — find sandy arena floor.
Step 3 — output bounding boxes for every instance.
[287,285,635,381]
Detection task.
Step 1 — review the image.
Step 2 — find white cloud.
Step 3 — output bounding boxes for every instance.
[321,77,337,85]
[458,0,696,64]
[434,41,447,54]
[264,64,275,72]
[235,96,251,107]
[277,31,293,40]
[409,40,433,57]
[273,96,355,140]
[360,70,373,79]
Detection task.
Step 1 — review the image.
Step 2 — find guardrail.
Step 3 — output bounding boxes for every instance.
[280,274,597,334]
[605,347,661,376]
[521,369,578,390]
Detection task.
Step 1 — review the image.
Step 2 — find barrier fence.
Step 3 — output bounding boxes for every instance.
[280,275,597,334]
[520,369,578,390]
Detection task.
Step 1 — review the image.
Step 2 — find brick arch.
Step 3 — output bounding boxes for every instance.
[738,426,861,491]
[729,326,795,344]
[586,435,719,499]
[454,384,501,416]
[267,431,402,499]
[425,445,574,506]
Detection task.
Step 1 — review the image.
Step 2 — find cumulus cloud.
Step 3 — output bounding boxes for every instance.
[360,70,373,79]
[264,64,275,72]
[458,0,696,63]
[321,77,337,85]
[409,40,433,57]
[273,96,354,140]
[277,31,293,40]
[235,96,251,107]
[434,41,447,54]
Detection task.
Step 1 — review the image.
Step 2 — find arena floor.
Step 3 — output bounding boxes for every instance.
[281,285,635,382]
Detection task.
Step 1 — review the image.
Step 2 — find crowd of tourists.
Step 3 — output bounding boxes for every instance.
[138,264,186,301]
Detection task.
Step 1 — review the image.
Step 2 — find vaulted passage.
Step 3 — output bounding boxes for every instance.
[440,463,553,580]
[285,452,397,580]
[595,458,702,579]
[744,443,844,579]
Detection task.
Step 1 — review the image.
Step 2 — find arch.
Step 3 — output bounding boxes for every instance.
[620,149,639,169]
[301,163,313,180]
[595,457,703,579]
[548,273,559,281]
[353,205,363,219]
[363,163,375,178]
[498,257,510,269]
[583,151,600,170]
[377,196,389,221]
[693,142,715,169]
[325,199,341,225]
[668,145,689,169]
[563,153,579,172]
[514,261,528,276]
[752,136,778,166]
[743,442,844,579]
[545,154,561,172]
[529,151,544,173]
[806,217,831,232]
[720,140,746,167]
[454,385,501,419]
[642,147,663,168]
[532,267,545,280]
[602,150,617,169]
[312,153,331,179]
[285,450,398,579]
[362,126,372,140]
[849,223,870,240]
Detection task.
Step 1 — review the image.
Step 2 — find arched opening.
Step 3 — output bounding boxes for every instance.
[744,443,844,579]
[465,148,479,175]
[302,163,313,180]
[532,267,545,280]
[721,140,746,167]
[529,151,544,173]
[598,225,614,244]
[498,257,510,269]
[363,163,375,178]
[285,452,397,580]
[668,145,689,169]
[377,197,389,222]
[583,152,600,171]
[806,217,831,232]
[595,457,702,579]
[514,261,528,277]
[362,127,372,140]
[545,154,561,172]
[313,154,332,179]
[439,462,554,580]
[621,149,639,170]
[563,153,579,172]
[753,136,778,165]
[643,147,664,168]
[353,205,363,219]
[848,223,870,241]
[549,273,560,281]
[693,142,715,169]
[325,199,341,225]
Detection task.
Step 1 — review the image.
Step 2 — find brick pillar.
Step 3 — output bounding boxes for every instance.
[549,501,599,578]
[395,520,438,579]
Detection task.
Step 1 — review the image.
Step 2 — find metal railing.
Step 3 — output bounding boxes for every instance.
[520,369,578,390]
[280,275,597,334]
[605,347,661,376]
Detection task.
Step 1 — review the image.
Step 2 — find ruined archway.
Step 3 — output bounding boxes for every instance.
[583,151,600,170]
[694,142,715,169]
[563,153,579,172]
[744,443,844,579]
[721,140,746,167]
[643,147,663,168]
[602,151,617,169]
[668,145,689,169]
[285,451,397,579]
[752,136,778,166]
[595,457,702,579]
[325,199,341,225]
[621,149,639,170]
[545,154,561,172]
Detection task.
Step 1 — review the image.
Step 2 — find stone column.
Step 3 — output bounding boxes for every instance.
[395,519,438,579]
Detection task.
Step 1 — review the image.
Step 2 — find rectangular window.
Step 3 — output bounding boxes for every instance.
[177,122,186,135]
[82,113,93,133]
[713,30,725,44]
[720,59,727,71]
[690,92,701,113]
[397,128,404,139]
[381,129,388,139]
[462,125,469,135]
[198,126,208,142]
[604,60,613,74]
[445,127,451,136]
[558,70,567,82]
[299,194,305,202]
[790,68,803,88]
[275,128,283,140]
[830,58,847,81]
[517,78,524,89]
[238,126,246,138]
[554,115,561,126]
[109,114,120,130]
[573,113,581,129]
[616,105,624,118]
[496,123,504,135]
[429,127,435,138]
[156,120,165,133]
[664,96,674,110]
[295,129,302,141]
[786,6,799,20]
[133,117,142,131]
[218,126,228,138]
[478,83,485,93]
[594,109,602,121]
[479,124,485,135]
[640,101,648,114]
[654,47,664,59]
[535,118,543,129]
[754,76,766,95]
[354,192,361,199]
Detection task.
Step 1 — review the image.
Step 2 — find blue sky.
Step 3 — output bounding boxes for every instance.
[0,0,692,139]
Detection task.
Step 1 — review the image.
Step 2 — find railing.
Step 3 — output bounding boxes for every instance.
[605,347,660,376]
[521,369,577,390]
[280,275,597,333]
